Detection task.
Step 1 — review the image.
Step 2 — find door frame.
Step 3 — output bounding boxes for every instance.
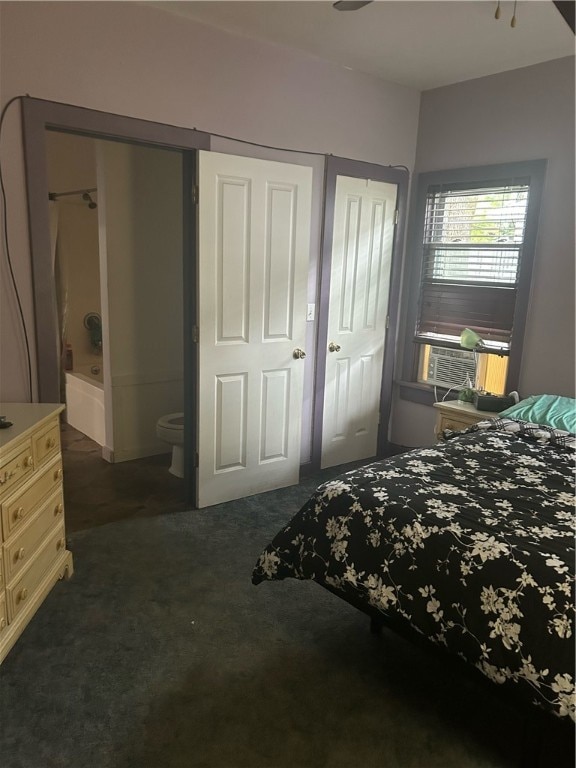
[21,96,210,503]
[310,156,409,470]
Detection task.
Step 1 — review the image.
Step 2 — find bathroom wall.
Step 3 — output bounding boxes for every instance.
[45,131,101,379]
[97,140,184,462]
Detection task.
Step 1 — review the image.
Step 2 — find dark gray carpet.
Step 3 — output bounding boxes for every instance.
[0,473,572,768]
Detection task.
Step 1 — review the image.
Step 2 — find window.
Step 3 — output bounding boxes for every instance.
[401,161,546,403]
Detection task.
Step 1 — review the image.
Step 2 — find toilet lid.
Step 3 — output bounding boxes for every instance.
[158,413,184,429]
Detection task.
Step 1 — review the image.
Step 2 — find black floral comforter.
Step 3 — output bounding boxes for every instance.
[253,419,576,721]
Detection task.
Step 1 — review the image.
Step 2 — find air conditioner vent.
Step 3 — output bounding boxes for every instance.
[425,346,476,389]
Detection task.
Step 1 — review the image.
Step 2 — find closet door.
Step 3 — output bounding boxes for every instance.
[197,152,312,507]
[321,176,398,468]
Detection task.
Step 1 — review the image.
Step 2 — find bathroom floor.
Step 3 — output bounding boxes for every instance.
[60,423,187,533]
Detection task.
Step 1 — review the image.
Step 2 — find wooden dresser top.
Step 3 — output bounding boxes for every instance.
[0,404,64,454]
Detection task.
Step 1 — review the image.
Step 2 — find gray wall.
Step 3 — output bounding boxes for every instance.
[391,56,576,447]
[0,1,420,405]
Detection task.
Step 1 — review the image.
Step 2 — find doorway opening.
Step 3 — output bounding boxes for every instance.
[45,130,186,470]
[22,97,210,504]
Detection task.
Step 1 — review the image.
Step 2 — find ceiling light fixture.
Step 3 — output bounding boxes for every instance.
[495,0,518,27]
[333,1,373,11]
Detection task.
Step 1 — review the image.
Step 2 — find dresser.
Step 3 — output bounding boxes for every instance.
[0,403,73,663]
[433,399,500,441]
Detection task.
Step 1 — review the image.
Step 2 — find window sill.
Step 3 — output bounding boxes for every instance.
[396,380,460,407]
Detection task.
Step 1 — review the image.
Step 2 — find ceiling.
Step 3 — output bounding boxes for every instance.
[148,1,574,91]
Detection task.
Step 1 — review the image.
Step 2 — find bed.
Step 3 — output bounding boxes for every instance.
[252,411,575,725]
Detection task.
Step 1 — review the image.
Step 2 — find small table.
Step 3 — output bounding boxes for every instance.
[433,399,500,441]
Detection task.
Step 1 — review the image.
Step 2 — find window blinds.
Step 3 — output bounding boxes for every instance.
[415,181,530,347]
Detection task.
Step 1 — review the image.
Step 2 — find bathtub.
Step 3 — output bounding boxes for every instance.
[65,365,105,446]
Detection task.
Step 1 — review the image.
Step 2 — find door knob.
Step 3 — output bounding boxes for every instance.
[293,348,306,360]
[328,342,341,352]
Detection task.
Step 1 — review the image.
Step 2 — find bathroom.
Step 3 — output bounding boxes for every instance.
[46,130,185,475]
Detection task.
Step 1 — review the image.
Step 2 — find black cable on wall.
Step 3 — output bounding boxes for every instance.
[0,96,33,402]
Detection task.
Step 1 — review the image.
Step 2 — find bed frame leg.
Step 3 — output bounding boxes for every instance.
[519,709,575,768]
[520,718,542,768]
[370,616,384,635]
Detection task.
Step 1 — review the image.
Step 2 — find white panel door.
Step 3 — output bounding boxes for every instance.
[198,151,312,507]
[321,176,397,469]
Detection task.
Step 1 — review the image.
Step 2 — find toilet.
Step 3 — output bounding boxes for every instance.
[156,413,184,478]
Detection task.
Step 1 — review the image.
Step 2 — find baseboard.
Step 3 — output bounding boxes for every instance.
[299,445,410,478]
[109,445,169,464]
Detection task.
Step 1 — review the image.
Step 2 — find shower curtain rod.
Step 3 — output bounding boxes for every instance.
[48,187,97,200]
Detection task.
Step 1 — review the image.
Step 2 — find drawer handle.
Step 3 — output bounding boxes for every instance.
[0,618,6,631]
[46,437,57,449]
[16,547,25,561]
[13,506,25,521]
[18,587,28,603]
[0,470,16,485]
[57,537,66,551]
[54,468,63,481]
[23,455,33,469]
[54,502,64,516]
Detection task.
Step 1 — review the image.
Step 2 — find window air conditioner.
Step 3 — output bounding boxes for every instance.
[426,346,476,389]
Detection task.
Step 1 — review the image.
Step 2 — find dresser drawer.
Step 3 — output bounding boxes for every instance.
[1,458,63,539]
[33,420,61,468]
[4,488,65,583]
[436,415,473,440]
[439,415,472,433]
[0,441,34,501]
[6,523,66,622]
[0,593,7,635]
[0,549,3,590]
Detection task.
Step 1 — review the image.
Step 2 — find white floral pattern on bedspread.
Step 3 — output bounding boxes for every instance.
[253,419,576,721]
